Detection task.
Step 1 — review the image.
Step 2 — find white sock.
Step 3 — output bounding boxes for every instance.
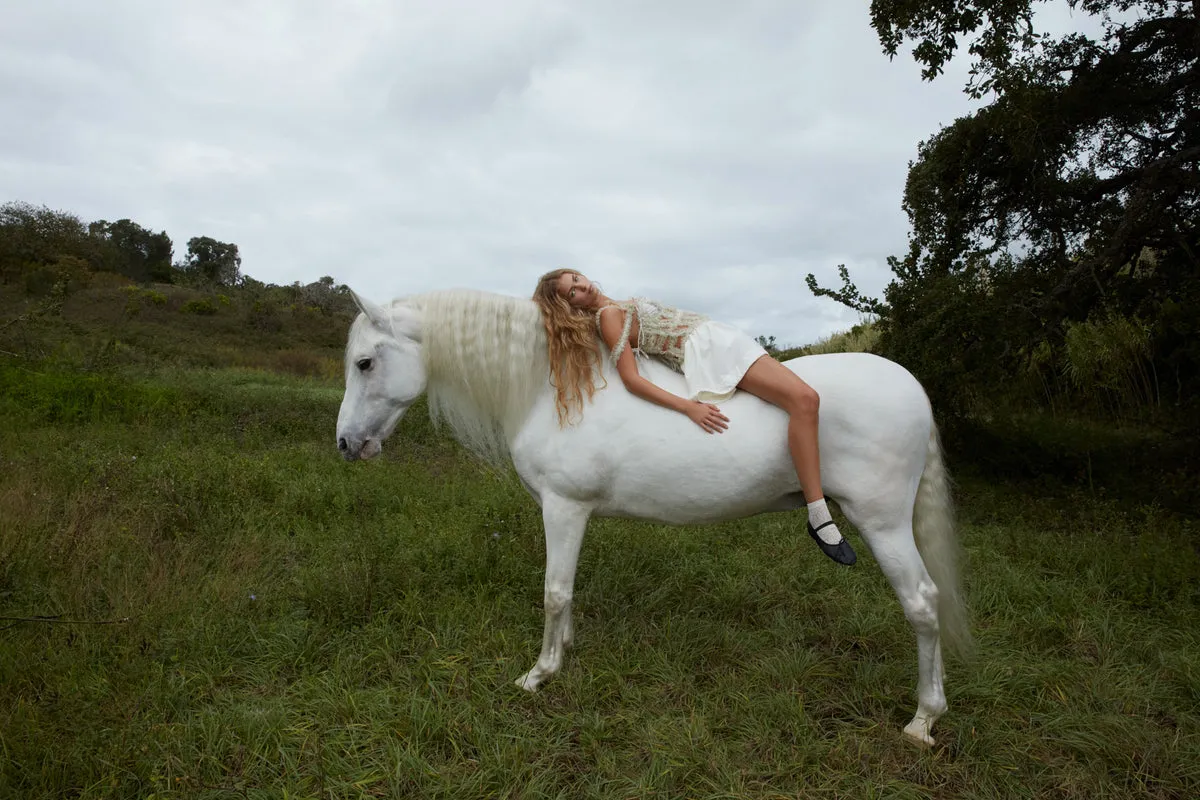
[807,498,843,545]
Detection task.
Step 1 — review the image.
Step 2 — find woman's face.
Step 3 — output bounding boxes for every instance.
[556,271,600,309]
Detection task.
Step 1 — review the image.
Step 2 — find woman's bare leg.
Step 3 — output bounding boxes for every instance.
[738,355,824,502]
[738,355,856,565]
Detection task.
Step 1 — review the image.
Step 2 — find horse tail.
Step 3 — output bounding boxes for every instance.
[913,421,973,658]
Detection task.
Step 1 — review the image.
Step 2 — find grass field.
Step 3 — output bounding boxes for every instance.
[2,362,1199,799]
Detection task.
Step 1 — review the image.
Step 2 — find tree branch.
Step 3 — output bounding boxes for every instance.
[1073,144,1200,202]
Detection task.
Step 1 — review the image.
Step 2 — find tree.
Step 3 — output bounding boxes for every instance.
[89,219,173,283]
[812,0,1200,414]
[298,275,355,314]
[0,202,94,288]
[805,264,887,316]
[184,236,241,286]
[1,202,86,269]
[755,334,779,353]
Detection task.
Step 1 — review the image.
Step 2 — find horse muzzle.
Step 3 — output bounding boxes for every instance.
[337,435,381,461]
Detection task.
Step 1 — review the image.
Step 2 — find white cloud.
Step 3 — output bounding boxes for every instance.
[2,0,1060,345]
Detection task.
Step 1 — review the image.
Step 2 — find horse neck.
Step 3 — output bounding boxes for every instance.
[414,290,549,462]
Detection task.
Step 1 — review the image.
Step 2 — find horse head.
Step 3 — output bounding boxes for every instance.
[336,291,425,461]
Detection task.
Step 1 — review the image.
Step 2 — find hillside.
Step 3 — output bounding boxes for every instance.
[2,278,353,379]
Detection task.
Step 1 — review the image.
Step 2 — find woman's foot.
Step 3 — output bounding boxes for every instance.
[807,498,856,566]
[807,519,857,565]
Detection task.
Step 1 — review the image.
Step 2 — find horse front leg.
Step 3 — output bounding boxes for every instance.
[516,494,589,692]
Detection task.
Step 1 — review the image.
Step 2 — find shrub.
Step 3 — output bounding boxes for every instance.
[181,298,217,316]
[248,300,282,332]
[778,320,880,361]
[24,266,59,297]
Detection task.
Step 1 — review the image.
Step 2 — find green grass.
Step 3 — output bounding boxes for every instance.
[2,364,1198,799]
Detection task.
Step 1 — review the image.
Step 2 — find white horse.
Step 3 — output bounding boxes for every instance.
[335,288,970,747]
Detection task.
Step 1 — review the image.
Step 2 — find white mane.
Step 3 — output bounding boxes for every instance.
[408,289,550,464]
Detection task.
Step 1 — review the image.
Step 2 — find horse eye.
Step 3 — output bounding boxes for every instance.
[356,358,372,371]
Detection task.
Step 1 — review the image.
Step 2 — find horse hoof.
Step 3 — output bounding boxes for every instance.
[515,672,541,693]
[902,724,935,749]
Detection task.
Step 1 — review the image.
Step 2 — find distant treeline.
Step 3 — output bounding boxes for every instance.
[0,200,355,316]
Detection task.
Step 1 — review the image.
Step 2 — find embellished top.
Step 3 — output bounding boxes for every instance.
[594,297,708,372]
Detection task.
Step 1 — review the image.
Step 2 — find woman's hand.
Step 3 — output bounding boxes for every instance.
[686,401,729,433]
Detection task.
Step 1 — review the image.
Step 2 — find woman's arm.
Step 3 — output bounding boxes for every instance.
[598,306,728,433]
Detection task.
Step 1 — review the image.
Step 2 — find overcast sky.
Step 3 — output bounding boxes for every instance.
[2,1,1101,346]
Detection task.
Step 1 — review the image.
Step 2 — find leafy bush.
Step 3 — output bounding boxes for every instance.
[804,321,880,356]
[248,300,283,332]
[180,298,217,316]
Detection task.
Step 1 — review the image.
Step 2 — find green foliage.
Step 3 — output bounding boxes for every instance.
[0,201,88,269]
[247,298,283,332]
[811,1,1200,428]
[871,0,1040,88]
[804,264,887,316]
[180,297,218,316]
[754,333,778,353]
[0,202,96,292]
[774,320,881,362]
[120,286,170,317]
[947,408,1199,513]
[1063,311,1157,416]
[89,218,174,283]
[0,203,178,290]
[297,275,356,315]
[798,320,882,357]
[184,235,241,287]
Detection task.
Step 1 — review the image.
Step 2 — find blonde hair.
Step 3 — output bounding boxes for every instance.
[531,268,606,425]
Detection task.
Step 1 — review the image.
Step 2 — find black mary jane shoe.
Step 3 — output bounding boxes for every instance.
[808,520,857,566]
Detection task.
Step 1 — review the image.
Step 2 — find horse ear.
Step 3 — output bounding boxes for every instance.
[392,306,422,342]
[350,289,391,330]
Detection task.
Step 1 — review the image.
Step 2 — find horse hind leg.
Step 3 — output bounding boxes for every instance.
[866,526,947,747]
[515,494,589,692]
[840,490,947,747]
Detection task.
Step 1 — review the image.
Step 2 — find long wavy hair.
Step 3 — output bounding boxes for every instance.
[531,268,607,426]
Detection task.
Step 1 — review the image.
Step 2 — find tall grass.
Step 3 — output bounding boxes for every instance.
[1063,312,1159,417]
[777,320,880,362]
[1,363,1197,798]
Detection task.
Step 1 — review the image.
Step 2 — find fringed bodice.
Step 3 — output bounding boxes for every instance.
[595,297,708,372]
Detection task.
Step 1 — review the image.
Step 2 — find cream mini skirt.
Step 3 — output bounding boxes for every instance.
[681,321,769,403]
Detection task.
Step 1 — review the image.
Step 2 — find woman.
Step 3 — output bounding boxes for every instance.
[531,268,856,566]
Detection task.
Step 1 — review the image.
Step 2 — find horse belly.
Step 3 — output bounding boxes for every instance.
[514,382,801,525]
[598,464,801,524]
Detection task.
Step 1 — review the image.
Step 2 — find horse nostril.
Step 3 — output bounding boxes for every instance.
[337,437,348,451]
